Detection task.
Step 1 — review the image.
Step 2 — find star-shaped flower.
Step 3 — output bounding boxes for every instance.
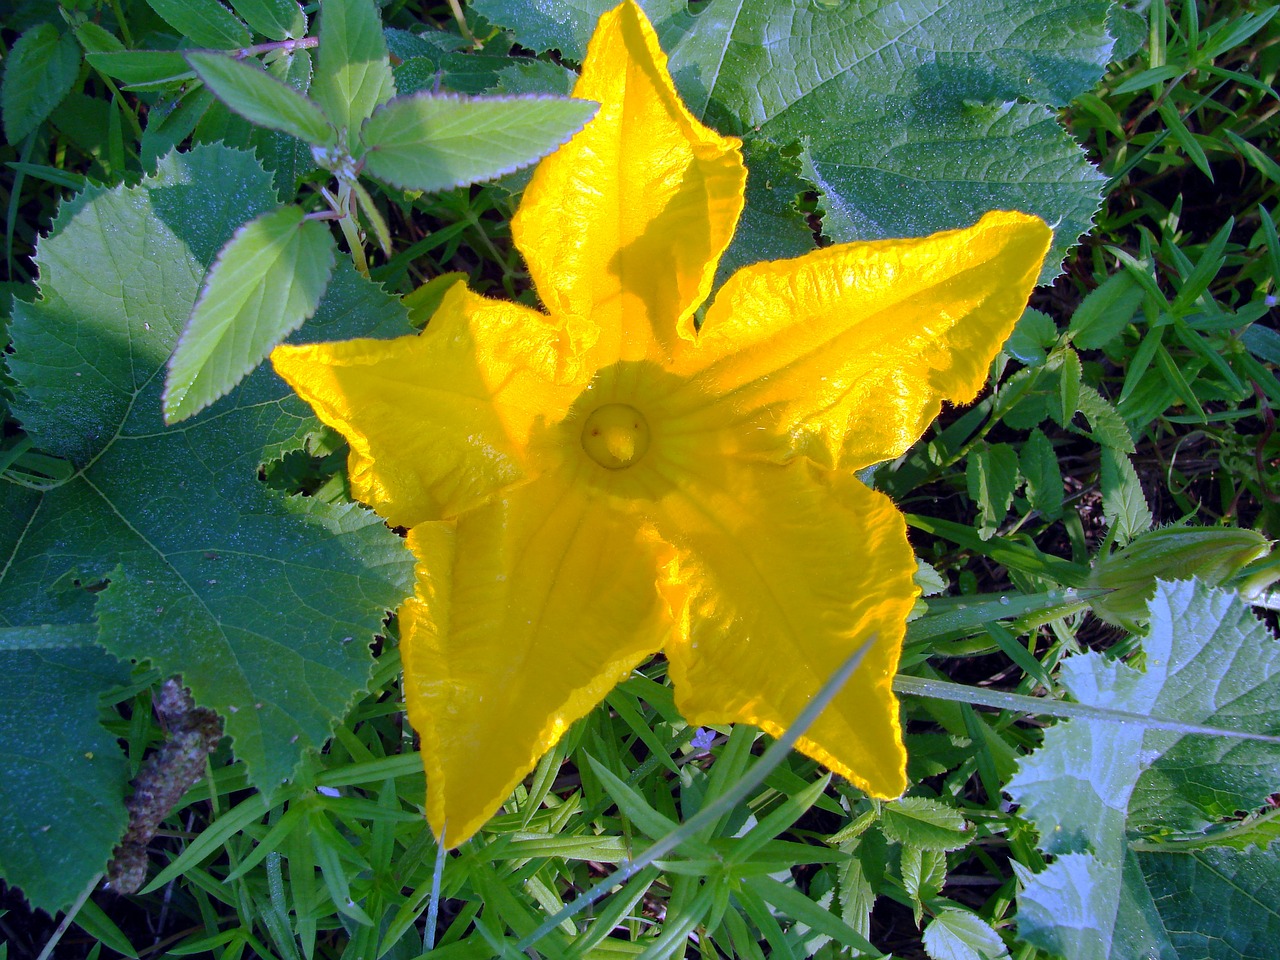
[272,0,1051,846]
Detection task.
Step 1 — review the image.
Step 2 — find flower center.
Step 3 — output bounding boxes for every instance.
[581,403,650,470]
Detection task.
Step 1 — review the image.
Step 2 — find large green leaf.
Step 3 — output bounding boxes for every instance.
[360,94,598,192]
[0,609,131,914]
[164,204,336,423]
[2,23,81,144]
[1007,580,1280,959]
[477,0,1111,281]
[4,145,414,802]
[312,0,396,148]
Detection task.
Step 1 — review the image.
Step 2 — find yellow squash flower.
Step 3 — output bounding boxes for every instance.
[272,0,1051,846]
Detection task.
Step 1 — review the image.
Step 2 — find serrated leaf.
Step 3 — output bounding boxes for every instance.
[882,797,972,852]
[1020,429,1063,521]
[145,0,252,49]
[230,0,306,40]
[4,145,414,799]
[475,0,1107,282]
[966,442,1020,541]
[1076,385,1134,453]
[715,140,816,284]
[188,51,334,146]
[1069,269,1145,350]
[165,205,336,423]
[312,0,396,146]
[1009,581,1280,960]
[471,0,686,60]
[2,24,81,144]
[360,93,598,193]
[1100,446,1152,545]
[902,845,948,922]
[0,613,131,914]
[1004,309,1056,367]
[923,906,1010,960]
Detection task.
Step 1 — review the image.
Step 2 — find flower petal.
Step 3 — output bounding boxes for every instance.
[511,0,746,367]
[271,282,580,527]
[654,459,916,797]
[681,211,1052,469]
[401,467,673,847]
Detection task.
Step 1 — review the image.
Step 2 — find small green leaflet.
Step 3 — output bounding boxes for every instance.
[2,23,81,144]
[164,204,336,423]
[360,94,599,193]
[145,0,252,50]
[230,0,307,40]
[1008,580,1280,960]
[922,906,1010,960]
[187,51,335,146]
[0,617,130,914]
[312,0,396,147]
[2,144,414,903]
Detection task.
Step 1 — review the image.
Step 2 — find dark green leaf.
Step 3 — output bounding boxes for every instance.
[145,0,253,49]
[0,613,130,914]
[1020,429,1063,521]
[715,141,816,285]
[360,94,598,193]
[4,145,414,795]
[188,51,334,146]
[1069,270,1145,350]
[230,0,307,40]
[1003,309,1056,367]
[2,24,81,144]
[312,0,396,146]
[470,0,685,60]
[164,204,336,423]
[966,442,1020,541]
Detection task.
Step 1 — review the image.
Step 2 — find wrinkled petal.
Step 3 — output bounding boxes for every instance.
[511,0,746,368]
[400,466,674,847]
[679,211,1052,469]
[653,458,916,797]
[271,283,581,527]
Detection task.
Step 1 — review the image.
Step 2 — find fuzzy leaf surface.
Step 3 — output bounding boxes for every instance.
[360,94,598,192]
[313,0,396,146]
[1008,581,1280,959]
[187,51,334,146]
[0,601,131,914]
[230,0,307,40]
[3,145,415,798]
[164,204,336,422]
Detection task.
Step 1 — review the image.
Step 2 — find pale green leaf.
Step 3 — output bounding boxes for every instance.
[85,50,194,88]
[0,617,130,914]
[360,94,598,193]
[187,51,334,146]
[966,443,1020,541]
[1003,309,1057,367]
[145,0,252,49]
[1069,270,1145,350]
[1010,581,1280,960]
[1100,447,1152,545]
[1076,385,1135,453]
[2,24,81,144]
[923,906,1010,960]
[4,144,414,798]
[312,0,396,146]
[881,797,972,852]
[164,204,336,423]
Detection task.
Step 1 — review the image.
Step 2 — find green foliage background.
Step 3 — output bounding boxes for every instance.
[0,0,1278,958]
